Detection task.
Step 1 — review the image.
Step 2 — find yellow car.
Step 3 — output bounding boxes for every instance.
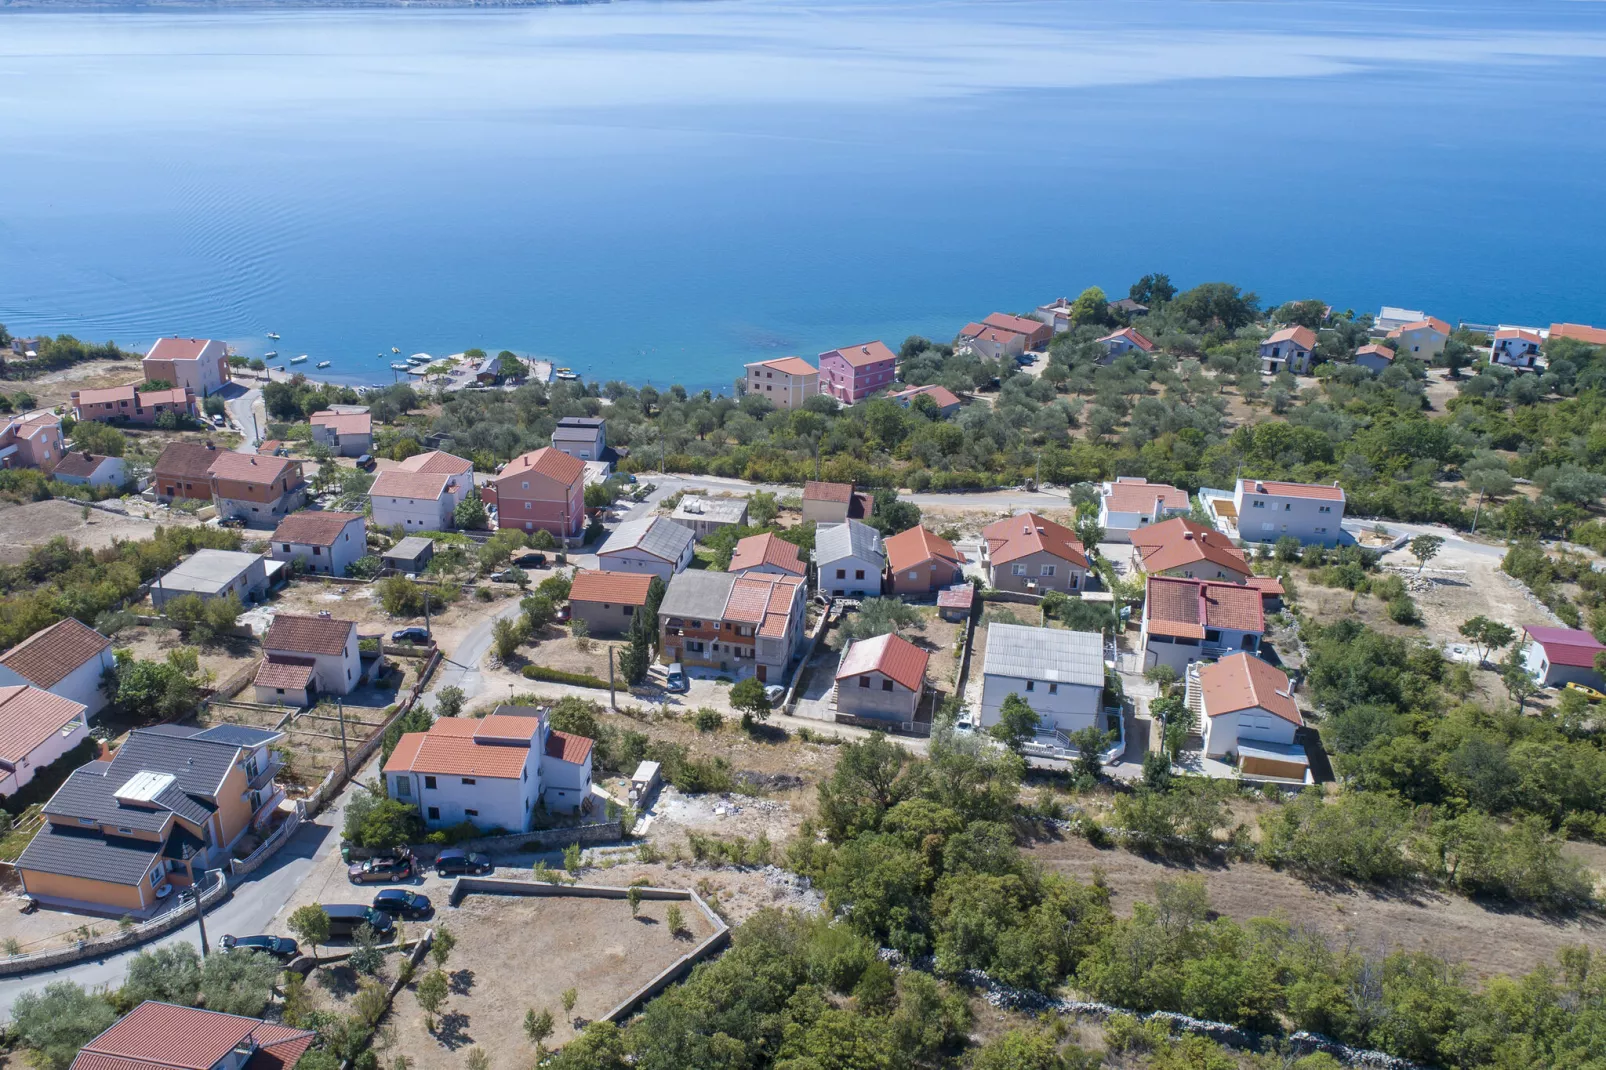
[1564,682,1605,702]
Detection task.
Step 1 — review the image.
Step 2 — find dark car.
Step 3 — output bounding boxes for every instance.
[435,849,493,877]
[391,626,430,643]
[373,889,433,919]
[512,552,547,569]
[347,854,414,884]
[218,934,299,959]
[324,903,395,939]
[356,454,377,471]
[555,604,572,623]
[219,516,246,529]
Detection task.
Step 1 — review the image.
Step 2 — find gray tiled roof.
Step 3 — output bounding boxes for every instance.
[815,520,885,566]
[16,823,164,885]
[192,724,283,748]
[981,623,1104,687]
[600,516,695,564]
[658,570,736,622]
[110,729,240,800]
[41,764,215,831]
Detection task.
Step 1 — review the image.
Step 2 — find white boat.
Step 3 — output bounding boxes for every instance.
[556,371,580,381]
[264,351,278,359]
[391,347,401,354]
[290,355,308,364]
[391,362,410,371]
[267,332,280,340]
[316,361,331,369]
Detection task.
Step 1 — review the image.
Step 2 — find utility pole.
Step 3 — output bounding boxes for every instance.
[608,648,617,710]
[337,699,350,775]
[188,875,213,957]
[1471,487,1485,534]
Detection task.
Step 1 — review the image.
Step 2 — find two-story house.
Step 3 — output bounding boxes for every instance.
[152,441,224,503]
[1354,343,1397,374]
[1098,477,1191,542]
[1493,328,1543,367]
[309,409,373,457]
[485,446,586,539]
[979,623,1105,738]
[818,340,898,404]
[814,520,885,598]
[1197,653,1309,781]
[16,724,287,915]
[744,357,819,409]
[0,410,65,475]
[801,481,873,524]
[568,569,655,638]
[1258,326,1316,375]
[551,416,608,462]
[71,1001,313,1070]
[658,570,806,683]
[597,515,696,580]
[1140,575,1264,674]
[835,632,928,724]
[980,512,1089,594]
[1093,327,1157,363]
[884,525,965,597]
[253,612,360,705]
[1386,316,1451,361]
[369,449,475,531]
[142,336,230,397]
[1130,518,1252,583]
[0,617,117,720]
[71,385,197,426]
[958,313,1053,361]
[1222,478,1345,546]
[385,707,596,828]
[206,452,308,526]
[269,510,367,576]
[0,686,89,798]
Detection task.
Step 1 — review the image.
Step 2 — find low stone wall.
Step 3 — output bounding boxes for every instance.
[446,877,731,1025]
[230,803,305,877]
[980,589,1045,607]
[347,820,624,862]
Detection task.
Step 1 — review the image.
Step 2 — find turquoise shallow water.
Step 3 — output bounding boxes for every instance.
[1,0,1604,389]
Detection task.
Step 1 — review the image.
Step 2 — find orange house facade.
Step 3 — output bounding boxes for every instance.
[485,446,587,539]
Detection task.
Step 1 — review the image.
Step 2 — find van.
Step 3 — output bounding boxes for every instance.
[323,903,395,940]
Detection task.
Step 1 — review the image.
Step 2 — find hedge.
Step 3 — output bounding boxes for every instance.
[521,664,609,689]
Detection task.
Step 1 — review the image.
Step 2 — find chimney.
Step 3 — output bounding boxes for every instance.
[81,451,92,461]
[1183,532,1194,540]
[205,441,216,450]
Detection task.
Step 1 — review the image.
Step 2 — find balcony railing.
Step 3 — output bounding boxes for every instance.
[245,756,283,792]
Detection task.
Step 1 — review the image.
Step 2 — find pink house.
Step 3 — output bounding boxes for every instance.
[0,411,65,474]
[485,446,587,539]
[71,385,197,426]
[819,341,897,404]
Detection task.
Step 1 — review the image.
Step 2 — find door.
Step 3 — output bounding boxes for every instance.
[757,665,767,683]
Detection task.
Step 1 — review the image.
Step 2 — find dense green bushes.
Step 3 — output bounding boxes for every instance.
[521,664,608,689]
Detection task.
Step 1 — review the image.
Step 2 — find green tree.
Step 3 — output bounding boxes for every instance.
[729,676,771,722]
[116,659,200,720]
[492,616,526,663]
[1458,615,1515,666]
[350,798,424,848]
[1499,645,1537,711]
[562,986,579,1016]
[525,1006,555,1049]
[348,923,385,976]
[288,904,331,956]
[1129,273,1176,305]
[429,923,457,968]
[1068,286,1112,328]
[454,491,489,530]
[1409,534,1444,576]
[71,419,126,458]
[564,841,583,873]
[1067,725,1111,780]
[434,685,466,719]
[665,904,685,937]
[747,490,780,525]
[1074,514,1105,550]
[416,968,449,1031]
[971,1028,1079,1070]
[836,596,922,647]
[989,692,1039,752]
[198,948,279,1016]
[10,981,118,1070]
[122,942,203,1006]
[626,884,643,917]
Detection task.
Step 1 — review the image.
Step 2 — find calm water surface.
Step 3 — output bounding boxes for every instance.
[2,0,1604,388]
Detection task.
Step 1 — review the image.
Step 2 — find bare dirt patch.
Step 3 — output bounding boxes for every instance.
[264,578,512,654]
[1030,835,1605,982]
[7,359,142,410]
[0,499,183,562]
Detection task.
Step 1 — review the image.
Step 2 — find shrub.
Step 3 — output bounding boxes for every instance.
[521,664,608,689]
[693,707,724,732]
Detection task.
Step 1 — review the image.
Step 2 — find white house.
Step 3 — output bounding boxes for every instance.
[1493,329,1543,368]
[269,511,367,577]
[978,623,1104,737]
[597,515,696,581]
[1219,478,1345,546]
[0,617,117,722]
[551,417,607,462]
[254,613,360,704]
[813,520,885,598]
[1259,326,1316,375]
[309,410,373,458]
[50,451,127,490]
[1093,327,1157,363]
[1140,576,1264,674]
[142,337,230,397]
[1097,477,1191,542]
[383,707,595,830]
[1196,653,1308,781]
[369,450,475,531]
[0,686,89,798]
[1520,626,1606,690]
[1353,344,1396,374]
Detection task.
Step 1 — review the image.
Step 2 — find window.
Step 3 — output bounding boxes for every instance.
[882,679,893,692]
[1318,505,1332,514]
[1251,500,1264,509]
[428,806,440,821]
[1012,564,1027,576]
[1205,629,1221,643]
[836,569,846,579]
[281,544,291,552]
[522,481,529,490]
[859,676,870,688]
[907,571,918,580]
[1282,503,1292,511]
[462,777,476,785]
[522,767,528,782]
[1040,564,1055,577]
[1025,680,1035,691]
[1315,526,1328,534]
[150,869,162,887]
[118,827,134,835]
[424,776,437,790]
[855,569,865,580]
[464,809,479,817]
[395,778,411,797]
[312,546,321,556]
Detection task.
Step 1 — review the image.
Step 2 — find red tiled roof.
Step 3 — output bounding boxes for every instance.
[1103,479,1188,514]
[981,312,1047,338]
[269,510,363,546]
[884,525,962,574]
[206,451,296,484]
[0,617,110,688]
[371,469,451,500]
[502,446,586,488]
[1355,343,1396,362]
[146,337,218,362]
[139,387,192,407]
[0,685,84,764]
[154,442,223,481]
[397,449,474,476]
[1264,326,1317,350]
[803,480,854,503]
[545,729,594,765]
[836,632,928,692]
[569,569,654,607]
[1523,626,1606,668]
[310,410,372,436]
[1200,653,1301,726]
[50,452,116,479]
[472,715,542,744]
[724,574,804,638]
[1243,479,1346,502]
[262,613,355,657]
[72,1001,313,1070]
[1095,327,1157,352]
[1494,328,1543,342]
[982,512,1088,569]
[750,356,818,377]
[936,584,975,609]
[1387,317,1451,337]
[384,728,530,779]
[76,384,137,407]
[1131,518,1249,577]
[729,533,806,576]
[253,654,315,690]
[821,340,896,368]
[1243,575,1286,597]
[1550,323,1606,346]
[959,325,1022,347]
[1145,576,1264,638]
[888,384,962,409]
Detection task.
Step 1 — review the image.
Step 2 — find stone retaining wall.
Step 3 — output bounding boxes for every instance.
[0,874,230,977]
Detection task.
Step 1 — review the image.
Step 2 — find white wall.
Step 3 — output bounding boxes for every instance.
[540,754,592,815]
[598,549,687,582]
[271,519,367,577]
[1202,705,1297,759]
[372,493,451,531]
[978,674,1100,734]
[0,716,87,797]
[394,763,537,833]
[837,669,919,721]
[817,553,882,598]
[1233,485,1344,546]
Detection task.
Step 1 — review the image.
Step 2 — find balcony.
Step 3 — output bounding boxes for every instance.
[244,755,284,792]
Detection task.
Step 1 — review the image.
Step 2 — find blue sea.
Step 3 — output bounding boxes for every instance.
[2,0,1604,391]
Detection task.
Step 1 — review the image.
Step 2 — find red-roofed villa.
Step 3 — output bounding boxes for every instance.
[1522,626,1606,690]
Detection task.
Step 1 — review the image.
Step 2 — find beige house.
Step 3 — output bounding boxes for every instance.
[800,481,873,525]
[745,357,819,409]
[568,570,654,638]
[980,512,1090,594]
[1385,317,1451,361]
[1130,518,1252,583]
[834,632,928,724]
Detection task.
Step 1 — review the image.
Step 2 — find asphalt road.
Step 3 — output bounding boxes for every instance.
[223,385,264,452]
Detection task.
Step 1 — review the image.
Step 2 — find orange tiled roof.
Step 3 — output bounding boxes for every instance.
[545,729,594,765]
[1199,653,1302,726]
[0,685,83,765]
[1387,317,1451,337]
[396,449,473,475]
[836,632,928,692]
[1145,575,1263,638]
[1494,328,1543,343]
[269,510,363,546]
[569,569,654,607]
[982,512,1087,569]
[1264,326,1317,349]
[73,1001,313,1070]
[1355,343,1395,362]
[724,574,803,638]
[981,312,1047,337]
[888,384,962,409]
[749,356,818,377]
[253,654,315,691]
[821,340,896,368]
[1095,327,1157,352]
[884,525,962,574]
[262,613,354,657]
[370,469,451,500]
[0,617,110,688]
[206,451,296,484]
[145,337,219,362]
[803,480,854,503]
[1550,322,1606,346]
[1132,518,1249,577]
[310,410,372,436]
[728,533,806,576]
[75,384,137,407]
[154,442,222,481]
[501,446,586,488]
[1242,479,1345,502]
[1103,479,1188,514]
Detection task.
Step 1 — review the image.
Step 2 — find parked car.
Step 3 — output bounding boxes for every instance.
[488,569,520,583]
[219,516,246,529]
[391,626,430,643]
[355,454,377,471]
[372,889,433,919]
[347,854,414,884]
[664,662,688,693]
[324,904,395,939]
[218,934,299,958]
[512,552,547,568]
[763,683,784,704]
[435,849,493,877]
[555,603,572,623]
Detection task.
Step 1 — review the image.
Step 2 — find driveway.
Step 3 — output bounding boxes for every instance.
[223,386,264,452]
